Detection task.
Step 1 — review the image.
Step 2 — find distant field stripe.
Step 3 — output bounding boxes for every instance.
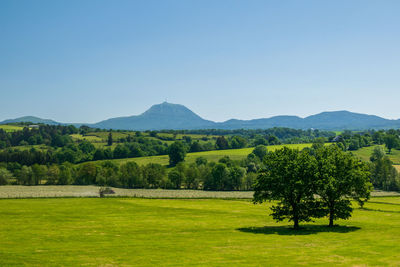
[394,165,400,172]
[351,145,400,165]
[0,185,398,199]
[0,125,24,132]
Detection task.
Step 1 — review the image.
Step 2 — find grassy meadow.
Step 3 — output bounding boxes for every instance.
[91,143,313,166]
[1,197,400,266]
[351,145,400,165]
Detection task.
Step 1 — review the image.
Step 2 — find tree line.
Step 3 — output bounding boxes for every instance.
[0,156,258,191]
[1,140,398,195]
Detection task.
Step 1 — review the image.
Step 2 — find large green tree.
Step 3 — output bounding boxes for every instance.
[253,147,319,229]
[314,145,372,227]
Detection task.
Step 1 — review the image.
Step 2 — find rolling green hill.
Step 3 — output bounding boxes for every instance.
[351,145,400,165]
[90,143,312,166]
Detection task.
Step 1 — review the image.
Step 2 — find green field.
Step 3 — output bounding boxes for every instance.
[1,197,400,266]
[352,145,400,165]
[70,134,103,142]
[0,125,24,132]
[92,143,312,166]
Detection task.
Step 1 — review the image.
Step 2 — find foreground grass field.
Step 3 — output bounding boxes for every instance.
[1,197,400,266]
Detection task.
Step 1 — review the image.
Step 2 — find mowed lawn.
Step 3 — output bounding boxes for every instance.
[1,197,400,266]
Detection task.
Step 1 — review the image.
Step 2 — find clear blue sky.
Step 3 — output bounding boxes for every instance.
[1,0,400,123]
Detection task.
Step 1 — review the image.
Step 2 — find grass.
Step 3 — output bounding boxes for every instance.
[92,143,313,166]
[351,145,400,165]
[70,134,103,142]
[1,197,400,266]
[0,144,48,152]
[91,131,132,140]
[0,124,24,132]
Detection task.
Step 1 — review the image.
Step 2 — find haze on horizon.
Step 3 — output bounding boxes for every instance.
[1,0,400,123]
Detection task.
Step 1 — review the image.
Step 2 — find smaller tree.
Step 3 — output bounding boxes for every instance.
[47,165,60,185]
[107,132,113,146]
[142,163,166,188]
[216,136,229,150]
[184,164,200,189]
[384,135,399,154]
[120,161,142,188]
[0,168,13,185]
[314,145,372,227]
[168,170,183,189]
[58,164,72,185]
[252,145,267,161]
[168,141,186,166]
[370,146,399,191]
[311,137,326,150]
[31,164,47,185]
[17,166,33,185]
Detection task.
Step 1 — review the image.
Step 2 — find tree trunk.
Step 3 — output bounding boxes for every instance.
[329,205,334,227]
[293,218,299,229]
[293,203,299,230]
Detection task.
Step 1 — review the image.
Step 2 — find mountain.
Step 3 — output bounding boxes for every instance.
[218,111,400,130]
[93,103,400,130]
[0,116,60,125]
[1,103,400,130]
[215,116,304,129]
[92,102,216,130]
[302,111,397,130]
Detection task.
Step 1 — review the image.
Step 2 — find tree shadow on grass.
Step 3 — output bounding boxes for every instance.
[361,207,400,214]
[367,201,400,206]
[237,225,361,236]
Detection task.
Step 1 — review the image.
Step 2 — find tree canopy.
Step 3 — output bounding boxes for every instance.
[168,141,187,166]
[253,147,319,229]
[254,145,372,229]
[314,145,372,227]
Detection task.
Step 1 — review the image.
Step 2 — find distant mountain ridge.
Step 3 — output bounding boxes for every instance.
[0,116,60,125]
[2,102,400,130]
